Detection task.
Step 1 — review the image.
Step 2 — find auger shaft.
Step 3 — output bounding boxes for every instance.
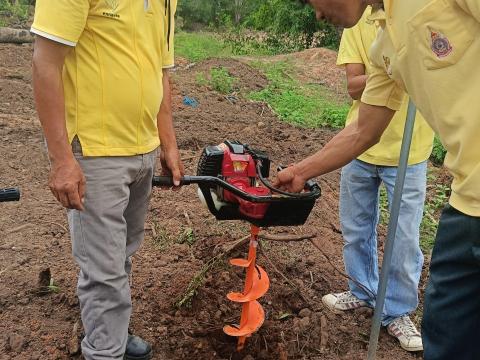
[237,225,260,350]
[223,225,270,351]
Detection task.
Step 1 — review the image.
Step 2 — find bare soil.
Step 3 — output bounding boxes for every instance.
[0,43,447,360]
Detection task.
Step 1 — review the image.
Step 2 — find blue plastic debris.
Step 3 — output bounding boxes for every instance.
[183,96,199,108]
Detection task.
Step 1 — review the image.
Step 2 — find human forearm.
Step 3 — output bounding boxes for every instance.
[32,41,72,163]
[297,104,394,179]
[275,104,394,192]
[32,37,85,210]
[157,70,178,149]
[157,70,184,185]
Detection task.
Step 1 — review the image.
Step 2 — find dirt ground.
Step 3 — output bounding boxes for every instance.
[0,43,448,360]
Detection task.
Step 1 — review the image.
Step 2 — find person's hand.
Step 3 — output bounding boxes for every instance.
[49,156,86,210]
[159,145,185,189]
[273,165,307,193]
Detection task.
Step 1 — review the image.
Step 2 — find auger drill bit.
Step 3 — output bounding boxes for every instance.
[223,225,270,351]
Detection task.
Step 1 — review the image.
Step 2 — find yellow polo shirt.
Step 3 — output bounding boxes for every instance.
[362,0,480,216]
[31,0,177,156]
[337,7,434,166]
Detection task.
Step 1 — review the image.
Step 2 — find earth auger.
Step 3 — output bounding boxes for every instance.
[153,141,321,351]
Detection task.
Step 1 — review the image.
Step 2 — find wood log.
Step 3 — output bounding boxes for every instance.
[0,27,34,44]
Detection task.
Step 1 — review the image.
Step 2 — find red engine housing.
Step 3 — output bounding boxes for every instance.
[220,146,271,219]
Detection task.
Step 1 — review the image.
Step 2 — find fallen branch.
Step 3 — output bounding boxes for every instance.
[176,234,249,308]
[38,220,69,234]
[6,223,31,234]
[320,314,328,352]
[309,239,375,300]
[259,246,311,305]
[183,211,193,228]
[260,233,316,242]
[0,27,34,44]
[177,232,317,308]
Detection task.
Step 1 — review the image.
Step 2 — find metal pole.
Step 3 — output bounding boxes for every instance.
[366,100,417,360]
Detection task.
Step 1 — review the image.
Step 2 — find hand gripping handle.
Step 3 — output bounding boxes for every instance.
[152,176,193,187]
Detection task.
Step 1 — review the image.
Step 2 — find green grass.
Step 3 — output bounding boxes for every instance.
[0,0,30,27]
[196,66,237,94]
[248,61,349,128]
[175,32,234,62]
[420,182,449,252]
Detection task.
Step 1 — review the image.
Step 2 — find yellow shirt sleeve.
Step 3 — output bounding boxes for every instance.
[337,27,363,66]
[455,0,480,22]
[162,0,176,68]
[361,65,404,111]
[31,0,89,46]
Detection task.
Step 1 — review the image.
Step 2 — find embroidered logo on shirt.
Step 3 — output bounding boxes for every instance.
[106,0,119,11]
[103,0,120,18]
[383,55,393,76]
[431,31,453,58]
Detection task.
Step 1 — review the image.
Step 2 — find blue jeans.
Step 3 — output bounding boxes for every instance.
[339,159,427,325]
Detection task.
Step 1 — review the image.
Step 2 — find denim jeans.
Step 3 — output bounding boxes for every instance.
[422,205,480,360]
[339,159,427,325]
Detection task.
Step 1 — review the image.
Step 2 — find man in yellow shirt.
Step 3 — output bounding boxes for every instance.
[277,1,480,359]
[321,7,433,352]
[31,0,182,359]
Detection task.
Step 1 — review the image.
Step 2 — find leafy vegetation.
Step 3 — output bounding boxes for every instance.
[196,66,237,94]
[210,67,236,94]
[420,175,450,252]
[430,136,447,165]
[0,0,32,27]
[248,61,349,128]
[175,32,234,62]
[177,0,341,52]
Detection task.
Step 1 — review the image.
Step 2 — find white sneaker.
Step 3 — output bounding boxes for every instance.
[387,315,423,352]
[322,291,369,314]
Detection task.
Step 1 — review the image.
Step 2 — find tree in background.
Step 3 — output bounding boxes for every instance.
[177,0,341,51]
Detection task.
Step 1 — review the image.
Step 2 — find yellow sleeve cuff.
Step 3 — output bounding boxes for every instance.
[336,57,364,66]
[361,94,402,111]
[361,67,404,111]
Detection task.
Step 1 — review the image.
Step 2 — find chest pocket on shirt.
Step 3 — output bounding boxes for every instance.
[408,0,477,70]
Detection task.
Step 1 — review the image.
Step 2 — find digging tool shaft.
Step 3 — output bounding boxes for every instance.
[367,101,417,360]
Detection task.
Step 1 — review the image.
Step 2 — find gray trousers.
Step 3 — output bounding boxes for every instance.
[68,139,157,359]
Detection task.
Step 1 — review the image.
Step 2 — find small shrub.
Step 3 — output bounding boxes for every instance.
[210,66,235,94]
[195,72,208,87]
[430,136,446,165]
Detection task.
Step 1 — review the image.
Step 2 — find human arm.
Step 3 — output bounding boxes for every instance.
[345,63,369,100]
[275,103,395,192]
[157,70,185,187]
[32,36,86,210]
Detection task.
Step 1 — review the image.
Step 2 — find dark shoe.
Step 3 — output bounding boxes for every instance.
[124,335,153,360]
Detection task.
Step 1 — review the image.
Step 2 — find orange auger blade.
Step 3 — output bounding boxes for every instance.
[230,258,252,268]
[223,300,265,337]
[227,265,269,303]
[224,225,270,351]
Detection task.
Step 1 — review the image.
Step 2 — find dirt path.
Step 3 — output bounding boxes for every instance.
[0,43,429,360]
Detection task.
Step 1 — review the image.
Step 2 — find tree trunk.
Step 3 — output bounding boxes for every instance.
[234,0,243,24]
[0,27,34,44]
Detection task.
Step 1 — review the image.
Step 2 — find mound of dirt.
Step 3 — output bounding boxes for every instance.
[240,48,348,100]
[0,44,430,360]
